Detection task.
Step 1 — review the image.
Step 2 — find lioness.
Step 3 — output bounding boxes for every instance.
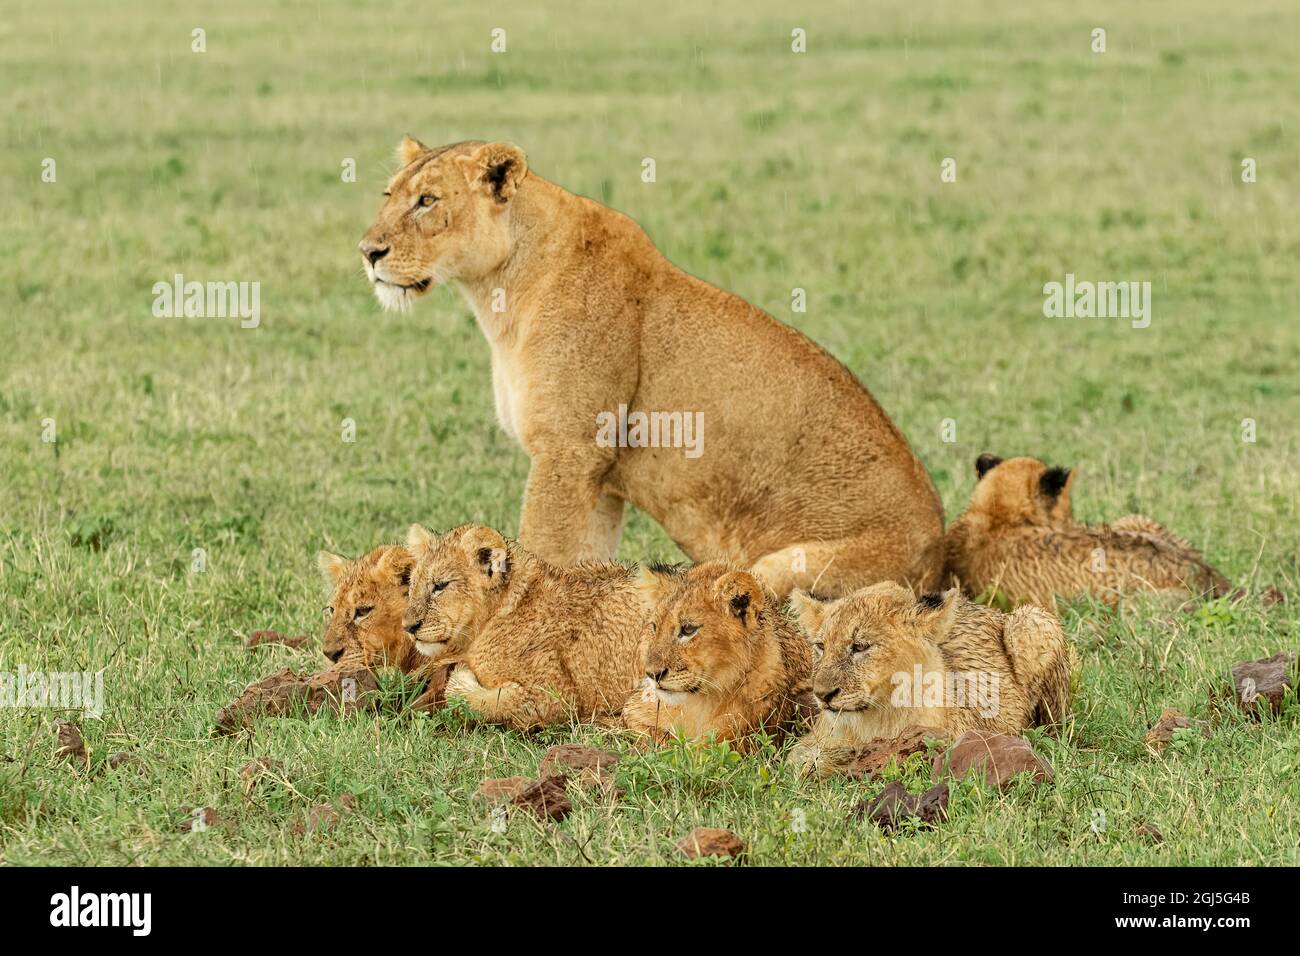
[402,523,647,730]
[786,583,1073,776]
[620,562,814,748]
[944,454,1231,609]
[359,139,944,597]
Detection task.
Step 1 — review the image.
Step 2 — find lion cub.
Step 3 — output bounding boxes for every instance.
[786,583,1072,777]
[402,524,647,730]
[619,562,814,749]
[944,454,1230,609]
[318,545,418,671]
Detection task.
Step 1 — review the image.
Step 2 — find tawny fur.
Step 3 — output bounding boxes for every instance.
[786,582,1072,777]
[403,524,647,731]
[318,545,421,671]
[359,139,944,598]
[943,455,1230,609]
[619,562,813,750]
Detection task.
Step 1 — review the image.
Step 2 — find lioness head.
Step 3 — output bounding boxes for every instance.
[402,523,512,662]
[967,453,1075,527]
[790,583,960,713]
[358,139,528,311]
[317,545,415,669]
[634,562,770,705]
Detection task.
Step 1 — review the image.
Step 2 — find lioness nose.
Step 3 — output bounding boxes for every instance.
[360,240,390,265]
[818,687,840,706]
[647,667,668,683]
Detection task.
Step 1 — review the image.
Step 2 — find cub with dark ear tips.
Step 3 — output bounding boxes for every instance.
[619,562,814,749]
[786,583,1073,777]
[943,454,1230,609]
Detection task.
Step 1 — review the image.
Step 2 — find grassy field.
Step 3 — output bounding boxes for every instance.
[1,0,1298,866]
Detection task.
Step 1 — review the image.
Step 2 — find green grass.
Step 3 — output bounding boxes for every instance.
[2,0,1298,865]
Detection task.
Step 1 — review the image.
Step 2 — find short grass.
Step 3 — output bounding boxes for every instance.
[1,0,1298,865]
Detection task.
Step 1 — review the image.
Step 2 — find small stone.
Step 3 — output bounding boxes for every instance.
[510,775,572,821]
[474,776,534,807]
[841,725,948,779]
[676,827,746,861]
[54,721,87,766]
[1144,709,1193,754]
[1232,652,1297,715]
[1135,823,1164,844]
[854,781,949,832]
[538,744,620,790]
[933,730,1053,789]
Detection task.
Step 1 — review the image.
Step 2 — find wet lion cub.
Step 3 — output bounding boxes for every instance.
[944,454,1230,609]
[786,583,1072,777]
[619,562,814,748]
[402,523,647,730]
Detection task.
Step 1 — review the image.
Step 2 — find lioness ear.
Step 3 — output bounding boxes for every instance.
[397,136,427,168]
[715,571,764,626]
[407,523,433,553]
[463,142,527,204]
[1039,466,1072,499]
[788,589,831,635]
[915,588,961,639]
[975,453,1003,479]
[633,562,683,611]
[460,526,510,582]
[317,551,349,588]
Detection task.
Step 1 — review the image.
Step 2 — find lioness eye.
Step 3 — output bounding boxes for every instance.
[354,606,373,621]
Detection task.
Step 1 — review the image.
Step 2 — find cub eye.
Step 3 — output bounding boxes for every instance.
[431,580,450,595]
[323,606,333,619]
[677,623,699,643]
[418,194,437,208]
[354,605,374,622]
[811,640,824,655]
[851,641,872,655]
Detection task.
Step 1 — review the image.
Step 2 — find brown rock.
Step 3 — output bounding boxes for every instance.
[55,720,88,765]
[474,776,534,807]
[1144,709,1193,754]
[178,806,220,832]
[510,775,572,821]
[933,730,1054,789]
[1136,823,1164,844]
[538,744,621,790]
[841,725,948,779]
[854,781,949,832]
[1232,652,1297,715]
[214,665,380,734]
[676,827,746,861]
[246,629,308,650]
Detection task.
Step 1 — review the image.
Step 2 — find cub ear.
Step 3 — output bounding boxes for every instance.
[975,453,1003,479]
[317,551,349,588]
[378,546,414,588]
[714,571,764,626]
[407,523,433,553]
[462,142,528,203]
[633,562,683,612]
[1039,466,1073,499]
[397,136,428,168]
[788,589,831,636]
[460,526,510,582]
[914,588,961,638]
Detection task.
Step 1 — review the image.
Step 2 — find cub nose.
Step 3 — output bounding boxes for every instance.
[360,240,390,265]
[646,667,668,684]
[324,645,345,663]
[404,619,421,635]
[818,688,840,706]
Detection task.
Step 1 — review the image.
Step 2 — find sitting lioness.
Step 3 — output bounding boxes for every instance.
[786,583,1073,776]
[619,562,814,749]
[359,139,944,597]
[402,523,648,730]
[943,454,1231,609]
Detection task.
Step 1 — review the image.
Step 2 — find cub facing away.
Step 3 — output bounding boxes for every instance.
[403,523,648,731]
[620,563,814,749]
[944,454,1231,609]
[786,583,1072,777]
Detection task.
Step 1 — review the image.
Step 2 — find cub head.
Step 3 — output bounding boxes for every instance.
[966,453,1075,527]
[790,584,960,714]
[317,545,415,669]
[359,139,528,312]
[403,523,512,662]
[635,562,771,705]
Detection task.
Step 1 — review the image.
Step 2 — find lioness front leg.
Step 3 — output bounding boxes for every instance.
[519,452,611,566]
